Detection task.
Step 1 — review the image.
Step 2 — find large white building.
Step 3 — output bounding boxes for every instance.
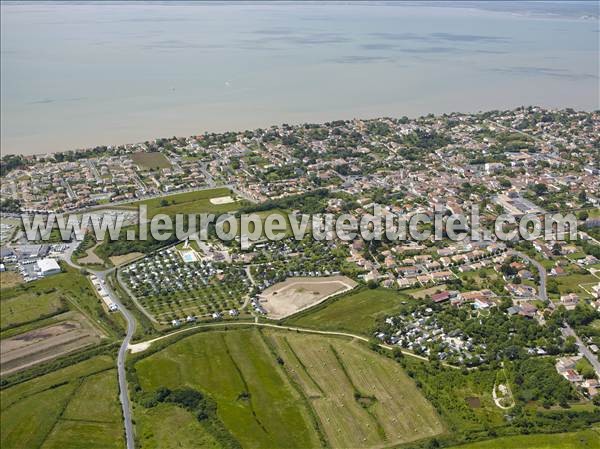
[37,258,61,277]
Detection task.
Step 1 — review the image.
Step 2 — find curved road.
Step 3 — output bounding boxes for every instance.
[511,249,599,376]
[62,247,136,449]
[127,321,466,370]
[509,250,547,302]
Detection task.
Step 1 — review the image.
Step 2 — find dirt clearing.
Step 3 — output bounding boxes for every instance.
[259,276,357,319]
[109,252,144,266]
[209,196,235,205]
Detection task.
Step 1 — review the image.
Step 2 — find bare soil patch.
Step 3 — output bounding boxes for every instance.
[209,195,235,205]
[0,314,104,376]
[259,276,357,319]
[77,242,104,265]
[466,396,481,408]
[0,271,24,289]
[109,252,144,266]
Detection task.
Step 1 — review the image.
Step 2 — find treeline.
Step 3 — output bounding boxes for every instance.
[0,154,26,177]
[0,198,22,213]
[0,343,118,389]
[238,188,329,215]
[138,386,241,449]
[51,146,111,162]
[509,358,577,408]
[95,223,180,257]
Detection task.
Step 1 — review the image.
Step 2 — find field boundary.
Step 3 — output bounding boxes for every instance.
[127,321,452,366]
[258,329,330,447]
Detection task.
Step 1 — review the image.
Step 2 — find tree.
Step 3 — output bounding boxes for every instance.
[367,280,378,289]
[392,347,404,361]
[533,183,548,195]
[577,211,589,221]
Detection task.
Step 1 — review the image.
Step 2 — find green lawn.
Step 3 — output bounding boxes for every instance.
[586,208,600,219]
[131,152,171,170]
[566,252,586,261]
[1,290,66,330]
[120,188,242,217]
[285,287,410,335]
[450,428,600,449]
[555,271,598,299]
[458,268,499,289]
[238,208,292,237]
[1,356,123,449]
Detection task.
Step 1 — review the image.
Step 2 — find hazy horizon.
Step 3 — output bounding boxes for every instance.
[1,1,598,156]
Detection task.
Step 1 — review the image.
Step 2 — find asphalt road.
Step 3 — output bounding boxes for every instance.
[563,324,600,377]
[511,250,599,376]
[61,248,136,449]
[510,250,548,302]
[97,270,136,449]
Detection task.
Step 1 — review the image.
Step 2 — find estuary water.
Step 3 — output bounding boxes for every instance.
[1,1,598,155]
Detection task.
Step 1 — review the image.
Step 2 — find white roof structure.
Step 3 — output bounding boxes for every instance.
[37,258,61,275]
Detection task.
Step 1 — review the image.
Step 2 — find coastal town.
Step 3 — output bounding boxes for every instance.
[1,106,598,214]
[1,106,599,448]
[2,0,599,447]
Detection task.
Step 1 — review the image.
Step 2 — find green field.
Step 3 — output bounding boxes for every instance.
[0,266,122,339]
[136,402,222,449]
[1,355,123,449]
[555,271,598,299]
[458,268,501,289]
[285,287,410,335]
[1,289,66,330]
[121,188,243,217]
[135,328,320,449]
[586,208,600,219]
[133,328,444,449]
[266,330,445,448]
[450,428,600,449]
[239,208,292,237]
[131,152,171,169]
